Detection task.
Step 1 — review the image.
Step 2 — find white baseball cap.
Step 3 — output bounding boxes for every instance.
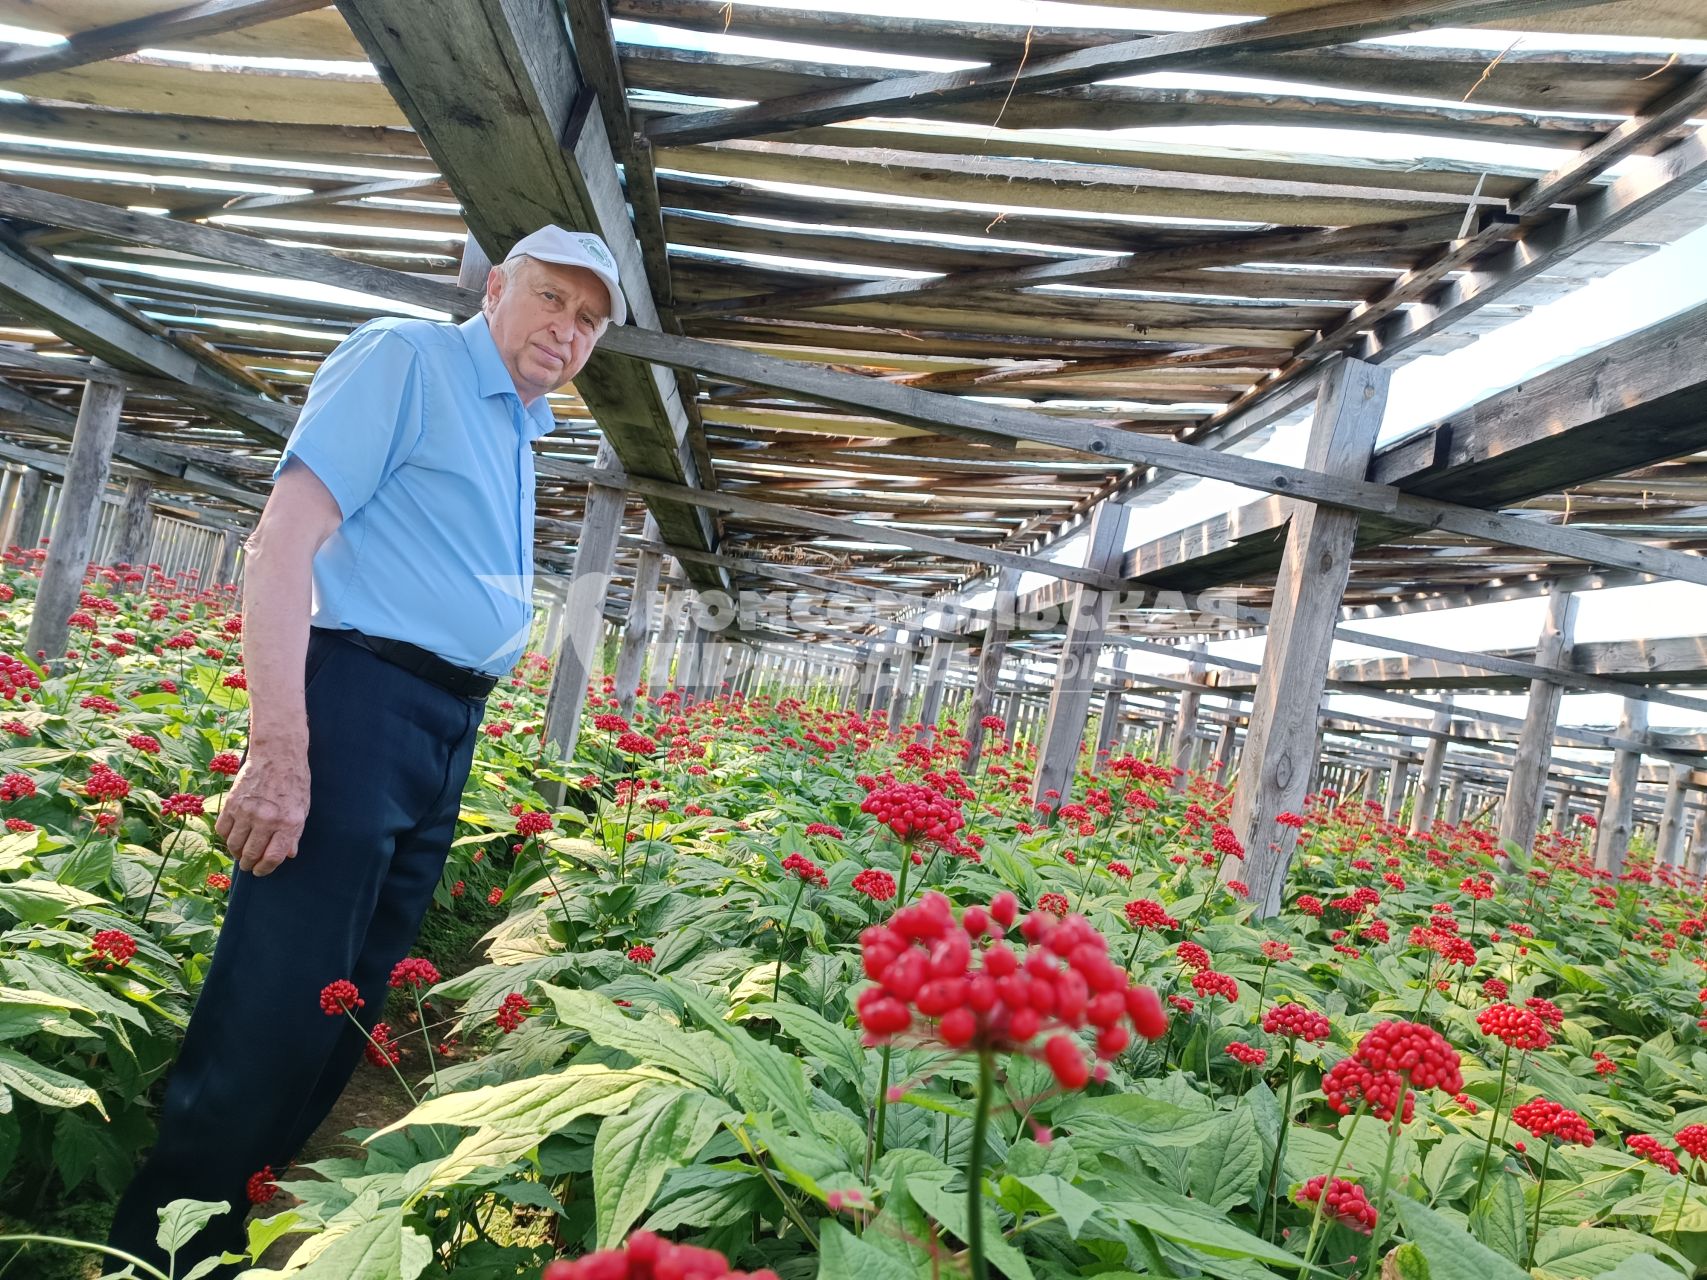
[503,225,626,326]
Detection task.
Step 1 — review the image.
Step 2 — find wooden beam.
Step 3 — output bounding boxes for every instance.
[1228,358,1387,917]
[543,446,627,761]
[603,324,1707,589]
[1657,763,1690,867]
[642,0,1610,147]
[0,0,327,81]
[615,514,664,716]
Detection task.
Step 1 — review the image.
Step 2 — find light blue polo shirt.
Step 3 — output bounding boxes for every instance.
[274,313,556,675]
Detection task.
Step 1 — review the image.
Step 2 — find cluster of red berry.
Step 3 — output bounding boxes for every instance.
[1261,1003,1331,1043]
[540,1230,778,1279]
[1626,1133,1681,1174]
[851,868,896,902]
[516,809,555,838]
[319,979,364,1016]
[856,891,1167,1089]
[89,928,137,970]
[779,853,827,887]
[1322,1021,1462,1124]
[858,781,965,846]
[1124,899,1178,931]
[1225,1041,1267,1066]
[495,993,532,1033]
[1293,1175,1377,1234]
[1475,1002,1553,1051]
[364,1022,401,1067]
[1511,1097,1595,1146]
[389,957,440,990]
[627,944,655,964]
[85,763,130,801]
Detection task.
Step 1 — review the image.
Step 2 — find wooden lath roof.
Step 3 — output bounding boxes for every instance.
[0,0,1699,624]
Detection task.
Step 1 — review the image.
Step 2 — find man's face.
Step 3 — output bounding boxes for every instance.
[484,257,610,403]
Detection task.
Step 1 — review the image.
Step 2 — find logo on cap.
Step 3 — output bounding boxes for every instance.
[578,235,616,269]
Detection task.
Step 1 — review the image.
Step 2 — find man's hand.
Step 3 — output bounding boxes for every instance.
[216,747,312,877]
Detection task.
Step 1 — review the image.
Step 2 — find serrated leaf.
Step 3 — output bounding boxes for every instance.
[1532,1226,1688,1278]
[543,984,737,1093]
[1469,1173,1527,1266]
[763,1000,866,1086]
[818,1220,923,1280]
[1394,1198,1529,1280]
[1188,1108,1264,1210]
[1016,1173,1101,1239]
[593,1086,734,1247]
[1105,1185,1303,1267]
[0,879,106,922]
[289,1204,432,1280]
[1592,1254,1689,1280]
[0,1045,106,1116]
[157,1198,226,1257]
[245,1211,304,1261]
[906,1176,1035,1280]
[370,1064,668,1139]
[677,984,815,1134]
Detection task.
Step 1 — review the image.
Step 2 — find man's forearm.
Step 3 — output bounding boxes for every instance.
[240,522,315,755]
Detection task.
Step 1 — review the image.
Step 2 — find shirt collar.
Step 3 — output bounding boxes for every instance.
[459,312,559,441]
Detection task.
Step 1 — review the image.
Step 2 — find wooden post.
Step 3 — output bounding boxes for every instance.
[26,377,124,661]
[1169,644,1207,787]
[645,587,681,705]
[1594,698,1648,876]
[1687,807,1707,879]
[964,570,1020,772]
[675,617,704,700]
[10,466,45,550]
[887,639,919,734]
[914,639,953,742]
[615,517,664,716]
[1657,763,1690,866]
[1498,590,1579,853]
[1002,664,1026,748]
[1031,498,1131,807]
[1095,688,1124,759]
[0,470,15,549]
[113,476,153,569]
[543,448,625,761]
[1407,701,1453,835]
[1213,719,1239,786]
[1227,359,1390,916]
[1384,754,1412,823]
[214,526,241,585]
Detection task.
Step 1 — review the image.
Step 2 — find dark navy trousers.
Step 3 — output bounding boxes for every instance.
[108,631,483,1276]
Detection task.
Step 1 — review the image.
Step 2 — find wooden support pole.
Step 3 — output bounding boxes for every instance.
[0,470,16,548]
[1657,763,1690,867]
[963,570,1020,773]
[887,640,919,734]
[26,377,124,661]
[1594,698,1648,876]
[1168,643,1207,789]
[1095,688,1124,760]
[9,466,44,550]
[915,639,953,742]
[1687,807,1707,879]
[1227,358,1389,916]
[214,526,241,585]
[1214,720,1239,785]
[646,588,682,705]
[543,451,625,762]
[675,618,704,699]
[1498,590,1580,853]
[1409,699,1453,836]
[113,476,153,569]
[1384,754,1413,823]
[1032,498,1131,807]
[615,516,664,716]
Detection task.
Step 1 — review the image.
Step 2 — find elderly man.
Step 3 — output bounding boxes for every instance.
[108,227,624,1275]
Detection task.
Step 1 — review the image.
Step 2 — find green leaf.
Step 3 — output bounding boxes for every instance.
[1016,1173,1101,1239]
[762,1000,866,1086]
[906,1176,1035,1280]
[1592,1254,1690,1280]
[157,1198,227,1257]
[245,1211,304,1261]
[289,1202,433,1280]
[1188,1108,1265,1210]
[818,1220,923,1280]
[1532,1227,1688,1278]
[0,1046,106,1116]
[1051,1091,1222,1153]
[677,984,816,1134]
[543,985,737,1093]
[1469,1173,1528,1266]
[370,1064,669,1138]
[0,879,106,922]
[1105,1188,1303,1268]
[1393,1198,1530,1280]
[593,1086,734,1247]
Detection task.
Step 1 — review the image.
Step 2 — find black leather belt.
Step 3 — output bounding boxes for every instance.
[318,627,498,700]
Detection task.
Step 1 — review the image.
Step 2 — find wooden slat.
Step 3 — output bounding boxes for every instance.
[642,0,1618,147]
[0,1,365,61]
[0,0,330,80]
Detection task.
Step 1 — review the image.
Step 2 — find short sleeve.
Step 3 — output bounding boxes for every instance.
[273,323,424,520]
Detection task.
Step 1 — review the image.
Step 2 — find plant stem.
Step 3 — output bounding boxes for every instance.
[1526,1139,1552,1268]
[733,1125,820,1250]
[345,1008,419,1106]
[967,1049,994,1280]
[873,1045,893,1165]
[895,838,914,907]
[1124,927,1146,972]
[1259,1044,1298,1241]
[1471,1042,1512,1209]
[413,986,441,1097]
[773,878,806,1003]
[1303,1104,1367,1272]
[1666,1155,1698,1245]
[138,816,186,926]
[1363,1076,1409,1280]
[0,1237,170,1280]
